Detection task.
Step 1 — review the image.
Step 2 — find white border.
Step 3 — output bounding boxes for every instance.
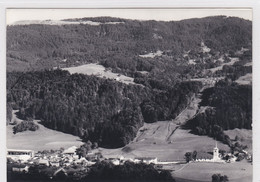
[0,0,259,182]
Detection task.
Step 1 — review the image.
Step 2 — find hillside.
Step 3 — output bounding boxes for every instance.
[7,16,252,79]
[6,16,252,149]
[185,81,252,146]
[7,70,202,148]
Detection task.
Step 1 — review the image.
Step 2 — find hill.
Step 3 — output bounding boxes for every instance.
[7,16,252,79]
[6,16,252,149]
[7,70,202,148]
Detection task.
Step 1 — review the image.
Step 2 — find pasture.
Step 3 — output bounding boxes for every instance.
[62,63,135,84]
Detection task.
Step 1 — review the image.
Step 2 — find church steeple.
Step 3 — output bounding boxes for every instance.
[213,140,220,161]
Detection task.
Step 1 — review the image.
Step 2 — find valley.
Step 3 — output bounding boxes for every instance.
[6,15,252,182]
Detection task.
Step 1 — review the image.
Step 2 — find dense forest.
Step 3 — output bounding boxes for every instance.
[185,80,252,145]
[7,70,202,148]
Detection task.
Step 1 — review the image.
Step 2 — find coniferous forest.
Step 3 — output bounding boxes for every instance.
[6,16,252,148]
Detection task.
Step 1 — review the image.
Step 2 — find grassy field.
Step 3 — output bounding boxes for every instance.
[172,161,252,182]
[224,128,252,153]
[101,127,230,161]
[62,63,135,84]
[7,112,83,151]
[101,95,230,161]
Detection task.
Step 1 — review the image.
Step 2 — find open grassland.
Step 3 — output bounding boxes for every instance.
[172,160,252,182]
[7,123,83,151]
[224,128,252,153]
[101,95,230,161]
[62,63,135,84]
[7,112,83,151]
[101,127,230,161]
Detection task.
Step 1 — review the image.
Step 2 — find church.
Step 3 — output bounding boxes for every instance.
[195,141,224,163]
[212,142,222,162]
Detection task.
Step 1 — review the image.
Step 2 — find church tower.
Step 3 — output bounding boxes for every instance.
[213,141,220,161]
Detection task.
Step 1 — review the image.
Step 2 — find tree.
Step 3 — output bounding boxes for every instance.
[184,152,192,163]
[92,142,98,149]
[192,150,197,161]
[76,146,87,159]
[212,174,229,182]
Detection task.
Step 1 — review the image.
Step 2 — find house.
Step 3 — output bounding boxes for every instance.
[12,164,29,173]
[7,149,34,162]
[86,154,97,161]
[39,159,50,166]
[50,161,60,167]
[111,159,120,165]
[134,157,158,164]
[75,158,88,165]
[63,146,77,156]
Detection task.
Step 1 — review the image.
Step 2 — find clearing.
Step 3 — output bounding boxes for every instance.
[62,63,135,85]
[139,50,163,58]
[209,58,239,73]
[224,128,252,153]
[235,73,252,85]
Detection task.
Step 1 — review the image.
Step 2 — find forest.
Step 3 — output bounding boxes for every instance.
[185,79,252,146]
[7,16,252,79]
[6,15,252,148]
[7,70,202,148]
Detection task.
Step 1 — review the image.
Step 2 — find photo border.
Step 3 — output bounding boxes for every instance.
[1,0,259,182]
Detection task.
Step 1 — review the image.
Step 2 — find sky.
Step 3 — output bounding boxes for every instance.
[6,8,252,25]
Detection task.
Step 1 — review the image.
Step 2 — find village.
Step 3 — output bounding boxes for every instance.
[7,139,252,181]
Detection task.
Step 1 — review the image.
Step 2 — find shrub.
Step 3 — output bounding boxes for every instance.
[13,120,39,134]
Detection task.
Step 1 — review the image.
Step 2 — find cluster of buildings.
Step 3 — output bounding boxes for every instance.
[7,142,251,175]
[7,146,97,172]
[7,146,160,174]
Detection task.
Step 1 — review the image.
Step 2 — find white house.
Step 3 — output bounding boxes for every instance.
[39,159,50,166]
[134,157,158,164]
[12,164,29,173]
[7,149,34,162]
[50,161,60,167]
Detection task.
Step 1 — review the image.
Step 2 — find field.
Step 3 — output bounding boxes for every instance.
[7,112,83,151]
[62,63,135,84]
[171,161,252,182]
[224,128,252,153]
